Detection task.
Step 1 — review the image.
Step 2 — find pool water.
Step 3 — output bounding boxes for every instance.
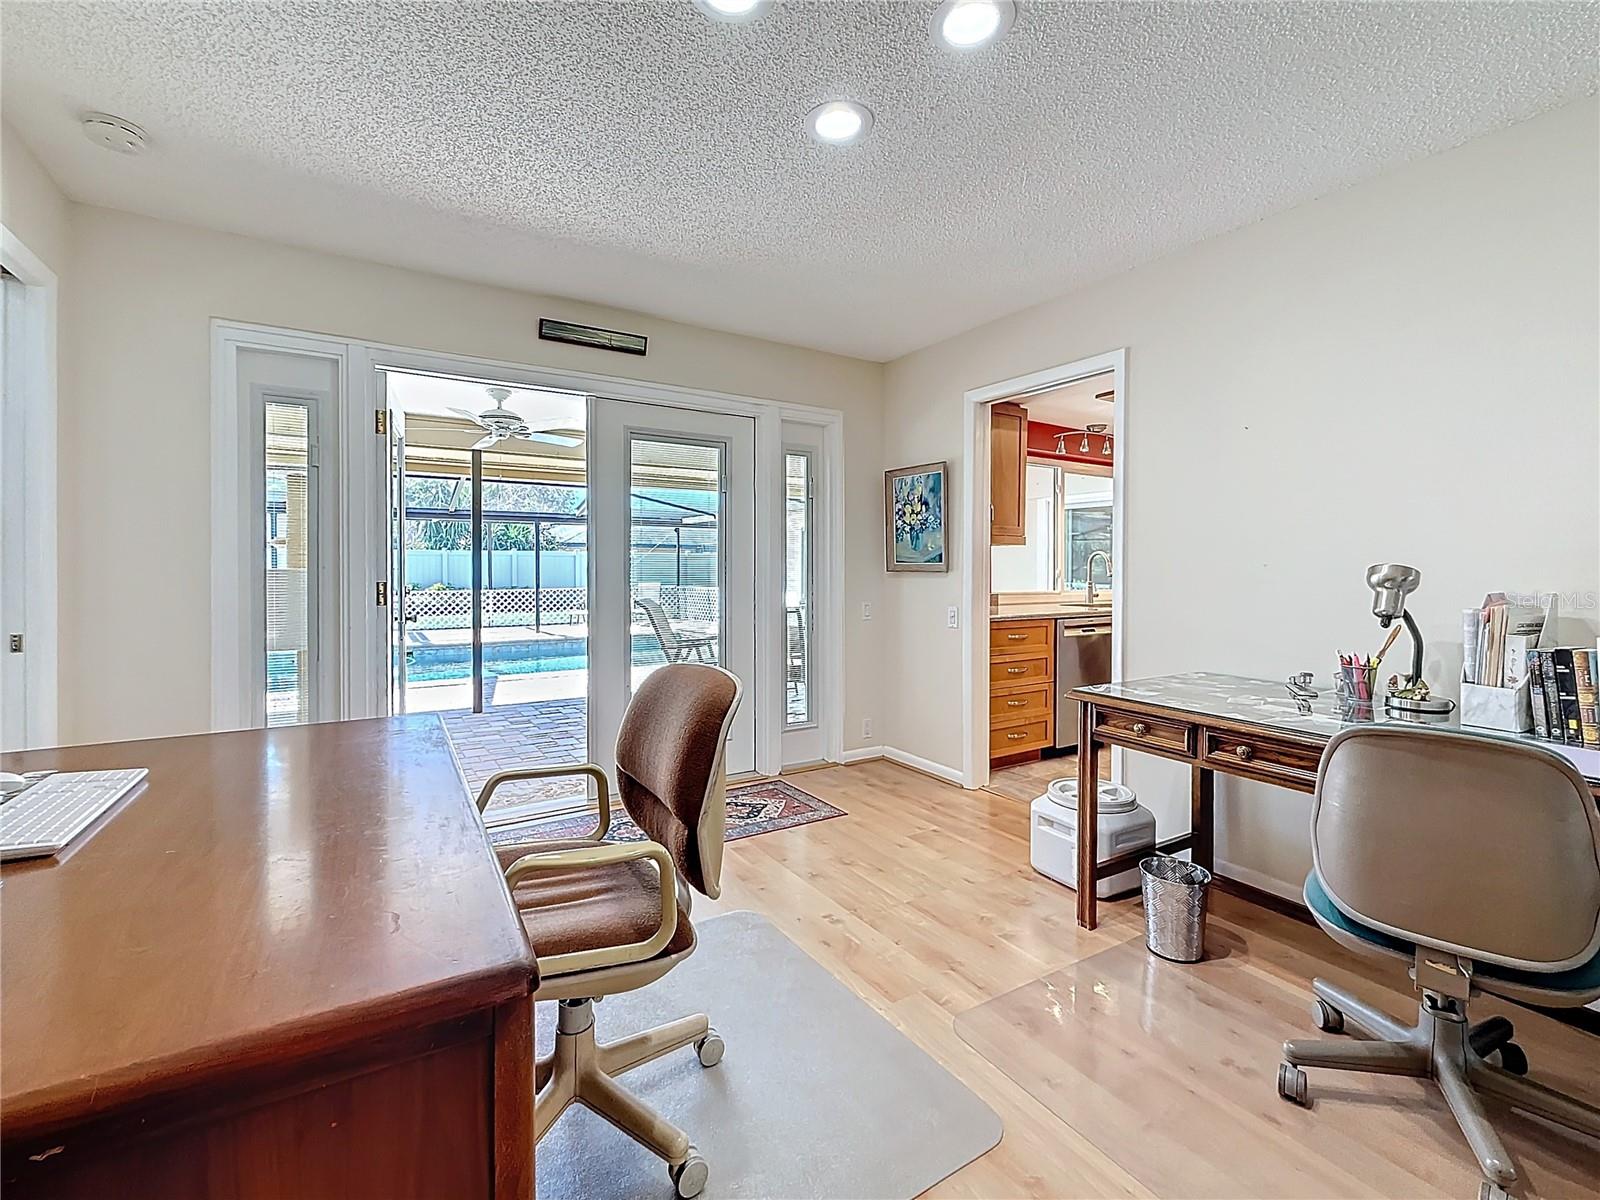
[270,635,695,691]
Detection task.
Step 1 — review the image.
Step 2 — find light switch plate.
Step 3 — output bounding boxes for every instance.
[861,602,873,620]
[946,606,959,629]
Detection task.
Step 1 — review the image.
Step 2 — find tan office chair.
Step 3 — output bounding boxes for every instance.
[477,663,741,1199]
[1280,726,1600,1199]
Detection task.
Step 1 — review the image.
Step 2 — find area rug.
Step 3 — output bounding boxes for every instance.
[952,904,1599,1199]
[535,910,1002,1200]
[488,777,844,848]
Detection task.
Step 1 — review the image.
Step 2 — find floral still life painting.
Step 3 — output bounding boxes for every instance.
[885,462,948,572]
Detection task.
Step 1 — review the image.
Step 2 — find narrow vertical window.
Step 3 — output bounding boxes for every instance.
[265,400,316,725]
[784,451,812,726]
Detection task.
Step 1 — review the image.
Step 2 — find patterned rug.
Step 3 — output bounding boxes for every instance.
[486,777,844,847]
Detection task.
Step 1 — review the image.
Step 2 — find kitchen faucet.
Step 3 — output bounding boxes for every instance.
[1085,551,1112,606]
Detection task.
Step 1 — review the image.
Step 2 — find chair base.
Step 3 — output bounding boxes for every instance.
[1281,978,1600,1191]
[536,998,722,1198]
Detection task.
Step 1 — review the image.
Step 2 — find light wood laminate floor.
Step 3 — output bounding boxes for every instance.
[700,759,1599,1199]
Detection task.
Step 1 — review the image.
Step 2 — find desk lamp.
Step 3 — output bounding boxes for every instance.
[1366,563,1454,716]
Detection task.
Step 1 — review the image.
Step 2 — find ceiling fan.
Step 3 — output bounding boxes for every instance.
[449,387,584,450]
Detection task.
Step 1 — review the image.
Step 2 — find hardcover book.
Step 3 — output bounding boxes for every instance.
[1539,651,1567,743]
[1573,647,1600,749]
[1550,649,1583,745]
[1528,649,1549,740]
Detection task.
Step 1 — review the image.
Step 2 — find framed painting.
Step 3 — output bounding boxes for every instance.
[885,462,948,572]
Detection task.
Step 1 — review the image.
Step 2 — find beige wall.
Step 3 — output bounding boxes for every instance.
[56,204,884,745]
[881,98,1600,896]
[1,122,71,272]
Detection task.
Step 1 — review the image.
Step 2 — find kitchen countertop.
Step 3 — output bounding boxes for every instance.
[991,603,1112,622]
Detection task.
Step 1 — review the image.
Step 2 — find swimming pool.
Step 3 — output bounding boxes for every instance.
[269,635,691,691]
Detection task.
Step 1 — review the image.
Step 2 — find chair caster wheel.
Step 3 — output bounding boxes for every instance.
[671,1148,709,1198]
[1478,1181,1512,1200]
[695,1028,725,1068]
[1312,998,1345,1034]
[1491,1041,1528,1076]
[1278,1062,1308,1106]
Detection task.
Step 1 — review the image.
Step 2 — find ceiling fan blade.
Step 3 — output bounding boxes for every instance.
[469,433,500,450]
[520,432,584,448]
[450,407,490,427]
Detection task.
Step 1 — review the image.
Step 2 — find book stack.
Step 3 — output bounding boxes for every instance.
[1527,644,1600,749]
[1460,593,1555,735]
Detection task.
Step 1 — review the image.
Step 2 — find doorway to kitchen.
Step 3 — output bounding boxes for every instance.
[961,350,1127,794]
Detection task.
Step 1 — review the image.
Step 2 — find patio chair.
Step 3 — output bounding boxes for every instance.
[636,597,717,664]
[786,607,806,695]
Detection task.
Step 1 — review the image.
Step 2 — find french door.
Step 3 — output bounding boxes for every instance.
[587,399,757,776]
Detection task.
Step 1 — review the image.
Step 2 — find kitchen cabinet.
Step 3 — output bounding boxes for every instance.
[990,617,1054,763]
[989,402,1028,546]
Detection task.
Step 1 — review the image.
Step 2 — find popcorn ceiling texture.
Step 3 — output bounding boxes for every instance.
[2,1,1595,360]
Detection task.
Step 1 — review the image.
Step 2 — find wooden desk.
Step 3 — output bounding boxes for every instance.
[0,716,537,1199]
[1070,673,1600,930]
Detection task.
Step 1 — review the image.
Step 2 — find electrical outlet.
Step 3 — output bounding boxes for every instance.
[946,605,959,629]
[861,602,873,620]
[861,718,873,739]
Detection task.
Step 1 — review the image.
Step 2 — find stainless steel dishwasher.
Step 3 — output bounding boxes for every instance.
[1055,619,1112,749]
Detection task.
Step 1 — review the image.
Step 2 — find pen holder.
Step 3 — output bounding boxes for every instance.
[1336,662,1376,712]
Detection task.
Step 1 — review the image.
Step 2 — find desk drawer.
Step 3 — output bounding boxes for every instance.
[991,718,1051,757]
[1093,709,1194,755]
[990,654,1052,686]
[990,683,1051,726]
[991,620,1053,657]
[1202,729,1321,788]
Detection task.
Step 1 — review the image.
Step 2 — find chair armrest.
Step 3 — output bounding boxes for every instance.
[503,841,678,976]
[477,762,611,839]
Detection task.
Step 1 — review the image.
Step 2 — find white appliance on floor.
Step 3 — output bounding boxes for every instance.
[1030,778,1156,898]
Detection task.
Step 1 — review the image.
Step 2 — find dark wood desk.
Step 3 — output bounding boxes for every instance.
[1,716,537,1199]
[1071,673,1600,930]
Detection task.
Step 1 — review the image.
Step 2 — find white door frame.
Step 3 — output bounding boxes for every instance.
[0,225,59,749]
[961,348,1128,790]
[210,321,845,776]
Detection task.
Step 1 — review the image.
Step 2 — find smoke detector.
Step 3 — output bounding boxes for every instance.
[82,113,147,155]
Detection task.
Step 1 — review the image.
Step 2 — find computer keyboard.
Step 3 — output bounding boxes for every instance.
[0,768,148,861]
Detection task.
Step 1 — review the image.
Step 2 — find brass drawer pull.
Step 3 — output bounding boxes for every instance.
[1006,699,1027,708]
[1234,744,1254,761]
[1007,731,1027,741]
[1006,666,1028,675]
[1131,721,1148,736]
[1006,632,1027,641]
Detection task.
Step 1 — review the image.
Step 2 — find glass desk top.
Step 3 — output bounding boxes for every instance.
[1074,672,1600,784]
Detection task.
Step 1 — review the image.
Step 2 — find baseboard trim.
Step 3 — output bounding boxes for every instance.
[834,745,965,787]
[882,746,965,786]
[1213,873,1314,927]
[1215,859,1303,903]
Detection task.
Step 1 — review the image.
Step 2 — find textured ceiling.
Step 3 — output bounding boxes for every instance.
[3,2,1596,361]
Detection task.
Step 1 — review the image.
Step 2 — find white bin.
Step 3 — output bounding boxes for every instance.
[1030,778,1157,899]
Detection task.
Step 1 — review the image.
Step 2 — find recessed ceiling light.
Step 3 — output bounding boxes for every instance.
[692,0,770,23]
[806,100,873,146]
[932,0,1016,50]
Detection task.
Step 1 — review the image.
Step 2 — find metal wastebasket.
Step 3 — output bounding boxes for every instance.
[1139,855,1212,963]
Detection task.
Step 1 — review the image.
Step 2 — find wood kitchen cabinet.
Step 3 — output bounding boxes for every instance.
[990,617,1054,764]
[989,402,1028,546]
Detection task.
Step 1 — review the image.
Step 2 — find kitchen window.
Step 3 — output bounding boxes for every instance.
[990,462,1111,597]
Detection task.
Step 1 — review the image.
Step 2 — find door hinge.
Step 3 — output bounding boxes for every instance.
[375,409,388,436]
[375,581,389,607]
[7,634,22,653]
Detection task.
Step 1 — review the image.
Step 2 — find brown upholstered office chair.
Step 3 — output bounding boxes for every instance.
[1281,726,1600,1200]
[476,663,741,1200]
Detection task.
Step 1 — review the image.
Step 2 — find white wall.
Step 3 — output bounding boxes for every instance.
[882,97,1600,897]
[54,204,884,746]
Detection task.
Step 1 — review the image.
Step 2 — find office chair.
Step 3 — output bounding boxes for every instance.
[477,663,741,1199]
[1279,726,1600,1199]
